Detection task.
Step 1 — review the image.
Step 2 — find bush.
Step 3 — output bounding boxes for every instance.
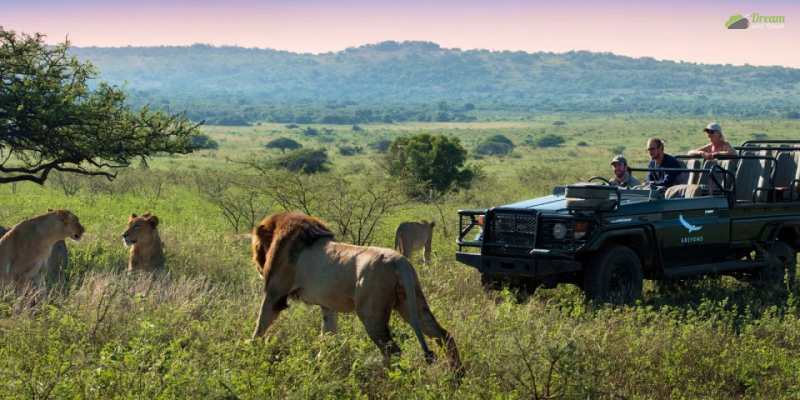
[476,134,515,156]
[476,141,513,156]
[302,127,319,136]
[368,139,392,153]
[265,137,302,153]
[190,134,219,150]
[386,134,475,198]
[337,145,363,156]
[536,134,566,148]
[275,148,330,174]
[485,134,514,147]
[609,145,626,155]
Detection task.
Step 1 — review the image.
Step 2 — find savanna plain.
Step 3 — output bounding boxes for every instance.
[2,116,800,399]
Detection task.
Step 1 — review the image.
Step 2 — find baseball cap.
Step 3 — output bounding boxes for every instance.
[610,155,627,166]
[704,122,722,133]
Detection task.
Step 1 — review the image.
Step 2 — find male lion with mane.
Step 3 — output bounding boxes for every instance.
[122,213,165,273]
[0,209,84,288]
[251,212,462,371]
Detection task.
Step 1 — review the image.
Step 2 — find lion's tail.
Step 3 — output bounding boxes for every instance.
[395,257,434,362]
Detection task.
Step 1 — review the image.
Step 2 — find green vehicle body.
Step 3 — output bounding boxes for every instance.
[456,140,800,300]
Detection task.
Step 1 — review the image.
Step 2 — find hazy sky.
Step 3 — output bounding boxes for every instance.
[3,0,799,67]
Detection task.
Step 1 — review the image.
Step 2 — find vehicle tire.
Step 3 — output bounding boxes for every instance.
[754,241,797,290]
[583,246,643,304]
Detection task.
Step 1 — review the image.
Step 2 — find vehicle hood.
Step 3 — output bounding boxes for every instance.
[497,195,568,213]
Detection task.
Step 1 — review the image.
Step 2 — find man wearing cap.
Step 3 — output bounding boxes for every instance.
[688,122,735,161]
[609,155,640,187]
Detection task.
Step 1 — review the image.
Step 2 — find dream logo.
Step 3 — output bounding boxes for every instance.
[726,13,785,29]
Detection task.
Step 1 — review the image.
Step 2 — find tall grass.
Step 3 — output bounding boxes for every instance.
[2,116,800,398]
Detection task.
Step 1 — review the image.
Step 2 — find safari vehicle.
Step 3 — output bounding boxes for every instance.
[456,140,800,303]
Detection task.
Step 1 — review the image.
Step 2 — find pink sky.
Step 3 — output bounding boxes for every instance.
[4,0,799,67]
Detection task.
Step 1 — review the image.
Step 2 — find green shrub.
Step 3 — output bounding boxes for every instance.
[275,148,330,173]
[265,137,302,153]
[536,134,566,148]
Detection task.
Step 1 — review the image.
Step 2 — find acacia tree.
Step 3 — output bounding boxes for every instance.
[264,137,302,153]
[0,28,200,184]
[385,133,476,199]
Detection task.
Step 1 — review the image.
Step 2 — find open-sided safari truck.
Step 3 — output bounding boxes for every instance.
[456,139,800,303]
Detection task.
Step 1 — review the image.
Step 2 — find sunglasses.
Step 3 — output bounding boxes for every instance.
[646,147,658,151]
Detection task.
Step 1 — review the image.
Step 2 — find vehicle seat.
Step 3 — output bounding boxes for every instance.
[735,149,770,202]
[753,149,775,202]
[773,149,798,201]
[686,159,702,185]
[794,151,800,200]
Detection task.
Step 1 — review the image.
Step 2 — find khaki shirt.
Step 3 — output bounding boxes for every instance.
[611,172,640,188]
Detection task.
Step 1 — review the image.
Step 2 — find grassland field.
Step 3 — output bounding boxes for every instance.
[2,115,800,399]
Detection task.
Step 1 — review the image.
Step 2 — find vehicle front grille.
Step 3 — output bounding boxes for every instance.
[485,212,537,251]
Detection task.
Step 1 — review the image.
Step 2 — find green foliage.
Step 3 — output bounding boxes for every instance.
[386,134,475,197]
[536,134,566,148]
[190,134,219,150]
[274,148,330,174]
[265,137,302,153]
[64,41,800,125]
[337,145,363,156]
[610,145,626,155]
[2,117,800,398]
[0,28,200,185]
[368,139,392,153]
[302,127,320,136]
[476,134,515,156]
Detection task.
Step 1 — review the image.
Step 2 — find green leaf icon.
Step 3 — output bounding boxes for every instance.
[725,14,744,28]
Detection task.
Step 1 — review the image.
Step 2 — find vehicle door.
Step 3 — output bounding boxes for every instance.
[653,197,731,267]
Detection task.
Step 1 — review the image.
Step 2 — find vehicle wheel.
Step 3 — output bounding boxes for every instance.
[754,242,797,289]
[583,246,643,304]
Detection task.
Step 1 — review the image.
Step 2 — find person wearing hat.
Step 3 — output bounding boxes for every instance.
[688,122,735,160]
[609,155,640,187]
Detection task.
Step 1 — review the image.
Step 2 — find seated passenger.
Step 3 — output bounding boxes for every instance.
[609,155,640,187]
[687,122,735,161]
[645,138,684,188]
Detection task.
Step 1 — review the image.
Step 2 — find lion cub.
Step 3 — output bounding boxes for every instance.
[122,213,165,273]
[0,209,84,287]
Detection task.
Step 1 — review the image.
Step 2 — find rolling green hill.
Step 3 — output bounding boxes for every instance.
[70,41,800,123]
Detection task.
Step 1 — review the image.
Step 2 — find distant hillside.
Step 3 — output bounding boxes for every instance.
[69,41,800,124]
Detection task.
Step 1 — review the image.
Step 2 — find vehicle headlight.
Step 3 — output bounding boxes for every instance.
[552,223,568,240]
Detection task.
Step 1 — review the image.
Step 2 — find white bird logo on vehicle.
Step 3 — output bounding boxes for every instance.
[678,214,703,233]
